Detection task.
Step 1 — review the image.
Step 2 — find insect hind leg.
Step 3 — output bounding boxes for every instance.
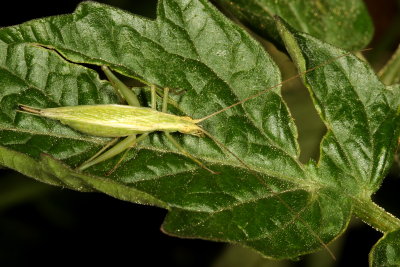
[102,65,141,107]
[78,135,138,171]
[104,133,150,175]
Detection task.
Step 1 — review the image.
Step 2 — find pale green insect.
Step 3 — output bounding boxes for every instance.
[19,66,222,174]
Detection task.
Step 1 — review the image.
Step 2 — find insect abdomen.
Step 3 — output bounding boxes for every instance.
[20,104,202,137]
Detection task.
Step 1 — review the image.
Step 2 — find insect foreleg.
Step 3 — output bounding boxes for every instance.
[151,84,157,109]
[149,85,170,112]
[162,87,169,113]
[155,85,215,173]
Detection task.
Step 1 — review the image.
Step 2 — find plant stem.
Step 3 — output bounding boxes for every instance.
[353,197,400,233]
[378,44,400,85]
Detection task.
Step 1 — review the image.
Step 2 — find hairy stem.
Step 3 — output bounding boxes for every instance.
[353,198,400,233]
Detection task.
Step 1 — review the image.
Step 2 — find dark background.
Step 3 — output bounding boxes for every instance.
[0,1,399,266]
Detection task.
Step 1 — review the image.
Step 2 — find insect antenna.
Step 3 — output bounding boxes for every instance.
[196,48,371,123]
[200,128,336,259]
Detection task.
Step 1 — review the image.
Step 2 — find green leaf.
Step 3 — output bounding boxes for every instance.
[0,1,398,260]
[214,0,373,51]
[0,146,168,207]
[277,17,400,196]
[370,229,400,267]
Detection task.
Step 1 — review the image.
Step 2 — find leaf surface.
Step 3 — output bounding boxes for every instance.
[277,18,400,195]
[370,229,400,267]
[0,1,398,259]
[214,0,373,50]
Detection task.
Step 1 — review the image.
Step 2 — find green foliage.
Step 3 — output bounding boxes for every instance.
[370,229,400,267]
[213,0,373,50]
[0,0,399,264]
